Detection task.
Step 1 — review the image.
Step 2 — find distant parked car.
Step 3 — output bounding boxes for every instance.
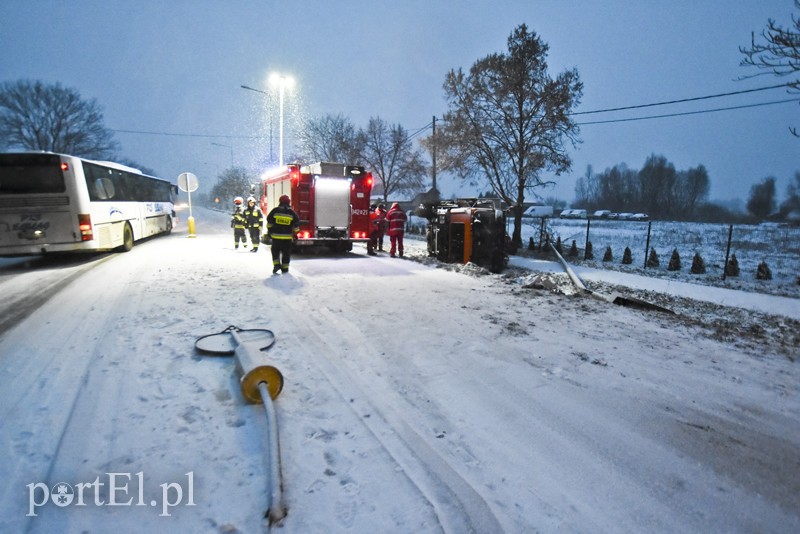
[617,213,634,220]
[522,205,554,218]
[607,212,619,219]
[592,210,612,219]
[560,209,587,219]
[631,213,649,221]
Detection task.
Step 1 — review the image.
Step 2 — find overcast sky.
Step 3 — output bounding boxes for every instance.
[2,0,798,204]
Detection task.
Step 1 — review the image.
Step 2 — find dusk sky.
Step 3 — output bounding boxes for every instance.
[2,0,798,205]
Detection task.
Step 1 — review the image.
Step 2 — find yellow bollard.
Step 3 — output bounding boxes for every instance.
[187,216,197,238]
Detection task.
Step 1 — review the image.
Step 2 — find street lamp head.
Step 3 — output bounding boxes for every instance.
[241,84,269,96]
[269,72,295,89]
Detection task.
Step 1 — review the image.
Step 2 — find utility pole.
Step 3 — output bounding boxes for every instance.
[432,115,437,192]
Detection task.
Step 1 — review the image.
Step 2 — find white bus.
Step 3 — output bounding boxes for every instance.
[0,152,177,256]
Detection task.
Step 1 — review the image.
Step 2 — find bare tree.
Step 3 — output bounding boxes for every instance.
[360,117,427,202]
[740,0,800,136]
[675,165,710,219]
[0,79,119,158]
[638,154,678,218]
[777,171,800,220]
[747,176,777,219]
[435,24,582,246]
[209,167,254,206]
[298,114,363,163]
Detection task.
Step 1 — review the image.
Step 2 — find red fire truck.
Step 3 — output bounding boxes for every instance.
[258,161,373,252]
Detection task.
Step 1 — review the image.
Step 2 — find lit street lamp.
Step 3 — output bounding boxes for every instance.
[241,74,294,167]
[268,73,293,167]
[241,84,273,163]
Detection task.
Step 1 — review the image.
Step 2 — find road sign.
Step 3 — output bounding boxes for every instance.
[178,172,199,193]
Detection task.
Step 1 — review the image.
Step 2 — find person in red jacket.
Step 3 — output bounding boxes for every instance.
[367,204,379,256]
[385,202,408,258]
[375,203,388,251]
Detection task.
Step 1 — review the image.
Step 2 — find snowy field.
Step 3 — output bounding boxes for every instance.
[521,217,800,299]
[0,206,798,533]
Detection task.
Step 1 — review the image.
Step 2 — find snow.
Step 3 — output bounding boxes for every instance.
[0,206,798,533]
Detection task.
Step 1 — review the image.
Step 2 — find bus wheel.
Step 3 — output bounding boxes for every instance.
[165,216,173,234]
[120,223,134,252]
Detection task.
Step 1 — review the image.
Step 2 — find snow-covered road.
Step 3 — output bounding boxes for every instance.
[1,207,798,533]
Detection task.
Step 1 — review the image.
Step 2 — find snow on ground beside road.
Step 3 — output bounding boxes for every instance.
[0,206,798,533]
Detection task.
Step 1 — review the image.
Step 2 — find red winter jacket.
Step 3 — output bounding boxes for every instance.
[385,205,407,236]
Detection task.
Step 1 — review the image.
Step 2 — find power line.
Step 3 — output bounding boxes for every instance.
[407,121,433,141]
[111,82,796,139]
[571,82,793,116]
[111,128,267,139]
[577,97,800,125]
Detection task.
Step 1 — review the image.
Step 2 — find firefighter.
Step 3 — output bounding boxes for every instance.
[231,196,247,250]
[385,202,408,257]
[367,204,379,256]
[266,194,300,274]
[375,203,388,251]
[243,196,263,253]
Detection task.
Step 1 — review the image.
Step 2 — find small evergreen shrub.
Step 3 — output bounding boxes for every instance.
[725,253,740,277]
[584,241,594,260]
[568,240,578,257]
[555,236,563,254]
[668,249,681,271]
[602,245,613,262]
[756,261,772,280]
[528,237,535,251]
[621,246,633,265]
[690,252,706,274]
[646,248,660,268]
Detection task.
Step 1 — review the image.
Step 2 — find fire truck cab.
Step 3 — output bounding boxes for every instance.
[258,161,373,252]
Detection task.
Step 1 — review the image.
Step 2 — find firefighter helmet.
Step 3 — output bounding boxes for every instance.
[279,194,290,205]
[234,196,243,205]
[247,196,256,204]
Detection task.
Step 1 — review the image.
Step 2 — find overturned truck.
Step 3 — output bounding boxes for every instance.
[422,198,509,273]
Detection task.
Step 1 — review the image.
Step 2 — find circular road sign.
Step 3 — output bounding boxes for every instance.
[178,172,199,193]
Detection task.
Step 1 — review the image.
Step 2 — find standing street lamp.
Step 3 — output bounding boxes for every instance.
[241,84,273,163]
[242,74,294,167]
[211,142,233,167]
[268,74,292,167]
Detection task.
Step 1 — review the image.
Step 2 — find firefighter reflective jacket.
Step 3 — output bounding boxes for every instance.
[243,205,263,229]
[231,207,246,229]
[266,204,300,240]
[386,204,408,236]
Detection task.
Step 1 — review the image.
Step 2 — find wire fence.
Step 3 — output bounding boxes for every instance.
[518,217,800,291]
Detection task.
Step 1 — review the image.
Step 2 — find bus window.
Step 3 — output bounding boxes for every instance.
[93,177,115,200]
[0,153,65,194]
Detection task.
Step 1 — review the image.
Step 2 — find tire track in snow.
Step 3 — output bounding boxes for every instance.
[0,254,114,338]
[281,299,504,534]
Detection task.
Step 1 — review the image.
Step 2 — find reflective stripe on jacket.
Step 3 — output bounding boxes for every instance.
[231,208,246,229]
[243,206,263,229]
[267,205,300,240]
[386,207,407,236]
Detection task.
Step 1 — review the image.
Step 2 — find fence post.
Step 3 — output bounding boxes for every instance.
[584,217,591,259]
[539,217,546,252]
[643,221,652,269]
[722,224,733,281]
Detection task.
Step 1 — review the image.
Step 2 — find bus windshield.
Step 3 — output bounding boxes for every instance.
[0,153,66,194]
